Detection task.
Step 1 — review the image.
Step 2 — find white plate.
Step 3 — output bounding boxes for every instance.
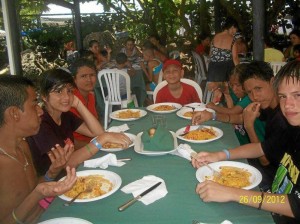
[59,170,121,203]
[110,109,147,121]
[196,161,262,190]
[38,217,92,224]
[100,133,136,152]
[176,125,223,143]
[134,131,178,156]
[146,102,182,114]
[176,108,215,120]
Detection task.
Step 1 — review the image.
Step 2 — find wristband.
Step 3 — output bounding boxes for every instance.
[212,111,217,121]
[222,149,230,160]
[44,171,55,182]
[90,137,102,150]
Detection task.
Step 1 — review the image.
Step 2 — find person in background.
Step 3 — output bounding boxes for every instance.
[195,32,211,56]
[27,69,131,179]
[292,44,300,61]
[114,52,134,99]
[206,17,239,94]
[69,58,99,149]
[115,52,136,77]
[143,40,168,63]
[120,37,143,64]
[88,40,112,70]
[140,48,163,91]
[148,34,168,55]
[155,59,201,105]
[191,61,300,224]
[264,37,285,62]
[284,29,300,61]
[0,75,77,224]
[205,64,266,146]
[234,32,248,56]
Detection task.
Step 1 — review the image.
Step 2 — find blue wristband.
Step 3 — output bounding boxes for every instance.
[223,149,230,160]
[90,137,102,150]
[44,171,54,182]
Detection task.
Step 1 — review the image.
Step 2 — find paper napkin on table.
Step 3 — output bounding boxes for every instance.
[107,124,129,132]
[121,175,168,205]
[83,153,125,169]
[171,144,196,161]
[193,220,232,224]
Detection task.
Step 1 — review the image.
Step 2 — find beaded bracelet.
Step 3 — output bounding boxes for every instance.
[258,192,265,210]
[12,209,25,224]
[85,144,93,155]
[44,171,54,182]
[222,149,230,160]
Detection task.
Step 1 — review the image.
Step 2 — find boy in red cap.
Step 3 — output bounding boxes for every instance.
[155,59,201,105]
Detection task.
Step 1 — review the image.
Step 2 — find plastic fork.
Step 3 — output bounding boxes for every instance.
[64,186,93,206]
[190,152,220,177]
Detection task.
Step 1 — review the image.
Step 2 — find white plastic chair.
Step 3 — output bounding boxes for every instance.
[97,69,138,130]
[269,62,286,76]
[191,51,210,102]
[146,69,164,98]
[191,51,207,86]
[153,78,203,103]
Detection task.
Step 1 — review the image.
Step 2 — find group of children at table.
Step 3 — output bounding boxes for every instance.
[0,55,299,223]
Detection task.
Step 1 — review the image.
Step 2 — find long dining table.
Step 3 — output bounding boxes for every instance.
[39,108,274,224]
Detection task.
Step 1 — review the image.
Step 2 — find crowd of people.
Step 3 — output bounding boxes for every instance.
[0,17,300,224]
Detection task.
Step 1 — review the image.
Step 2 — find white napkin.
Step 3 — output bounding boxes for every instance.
[121,175,168,205]
[83,153,125,169]
[195,220,232,224]
[107,124,129,132]
[171,144,196,161]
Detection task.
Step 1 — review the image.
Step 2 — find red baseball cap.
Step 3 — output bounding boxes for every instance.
[163,59,182,71]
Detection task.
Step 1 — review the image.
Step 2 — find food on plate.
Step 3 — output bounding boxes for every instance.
[207,166,251,188]
[64,175,113,199]
[183,127,216,140]
[117,110,140,119]
[153,105,175,111]
[102,142,123,149]
[183,111,194,118]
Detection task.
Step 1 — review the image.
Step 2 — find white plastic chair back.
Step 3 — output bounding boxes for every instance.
[191,51,207,85]
[269,62,286,76]
[97,69,134,129]
[153,78,203,103]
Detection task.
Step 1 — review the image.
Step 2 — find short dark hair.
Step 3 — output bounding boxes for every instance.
[125,37,135,44]
[230,63,248,79]
[198,33,210,42]
[142,40,158,51]
[239,61,274,85]
[116,52,128,64]
[39,69,75,98]
[88,40,99,48]
[222,17,239,30]
[293,44,300,53]
[289,29,300,38]
[69,58,96,77]
[273,60,300,92]
[0,75,35,126]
